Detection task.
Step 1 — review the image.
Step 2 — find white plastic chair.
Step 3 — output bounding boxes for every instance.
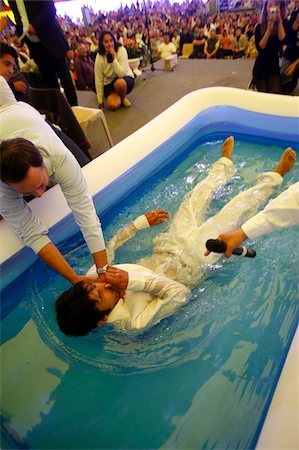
[72,106,113,148]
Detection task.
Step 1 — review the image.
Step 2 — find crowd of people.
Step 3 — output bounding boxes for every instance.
[1,0,298,111]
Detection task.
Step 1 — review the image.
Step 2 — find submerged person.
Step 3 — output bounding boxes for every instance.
[55,138,296,336]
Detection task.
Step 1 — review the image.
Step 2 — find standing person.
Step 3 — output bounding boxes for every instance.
[74,43,95,91]
[281,7,299,93]
[252,0,286,93]
[6,0,78,106]
[95,31,134,111]
[0,82,109,285]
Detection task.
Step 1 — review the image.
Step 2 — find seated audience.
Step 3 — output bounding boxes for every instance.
[204,29,219,59]
[189,28,207,58]
[246,35,258,58]
[172,29,181,52]
[74,43,95,91]
[233,27,248,59]
[178,26,194,56]
[158,32,177,60]
[218,29,234,58]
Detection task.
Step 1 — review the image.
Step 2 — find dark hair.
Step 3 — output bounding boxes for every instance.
[0,42,18,61]
[55,281,110,337]
[98,31,122,55]
[0,138,43,183]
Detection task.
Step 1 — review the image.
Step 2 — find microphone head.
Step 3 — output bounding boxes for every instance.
[206,239,227,253]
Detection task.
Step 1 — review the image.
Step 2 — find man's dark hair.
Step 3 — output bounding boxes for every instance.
[0,138,43,183]
[55,281,110,337]
[0,42,18,61]
[98,31,122,55]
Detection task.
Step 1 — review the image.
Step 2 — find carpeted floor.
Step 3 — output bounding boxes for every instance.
[77,58,298,159]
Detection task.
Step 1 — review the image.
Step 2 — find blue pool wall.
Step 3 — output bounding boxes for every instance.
[1,105,298,295]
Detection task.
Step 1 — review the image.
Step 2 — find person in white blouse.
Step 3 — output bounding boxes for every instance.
[94,31,134,111]
[55,139,296,336]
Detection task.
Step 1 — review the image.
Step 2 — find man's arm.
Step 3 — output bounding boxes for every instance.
[38,242,88,284]
[206,182,299,257]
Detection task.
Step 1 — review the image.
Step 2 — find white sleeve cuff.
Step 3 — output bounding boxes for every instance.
[133,215,150,230]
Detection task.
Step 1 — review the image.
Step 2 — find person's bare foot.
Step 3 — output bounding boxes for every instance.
[274,147,296,176]
[222,136,234,160]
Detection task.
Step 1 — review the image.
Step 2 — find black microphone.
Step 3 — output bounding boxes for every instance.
[206,239,256,258]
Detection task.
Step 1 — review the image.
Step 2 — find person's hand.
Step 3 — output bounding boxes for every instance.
[293,12,299,31]
[145,209,170,226]
[276,8,282,24]
[204,228,247,258]
[103,266,128,295]
[107,46,116,60]
[71,274,97,285]
[285,62,296,76]
[13,80,28,93]
[267,16,275,32]
[28,24,37,34]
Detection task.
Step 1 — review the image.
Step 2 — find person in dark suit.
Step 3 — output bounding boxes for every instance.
[8,0,78,106]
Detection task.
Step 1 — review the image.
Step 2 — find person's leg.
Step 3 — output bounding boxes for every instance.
[113,78,127,98]
[52,56,78,106]
[106,91,122,111]
[253,74,268,93]
[268,73,282,94]
[28,42,78,106]
[153,137,236,251]
[28,42,60,88]
[195,148,296,261]
[113,77,134,107]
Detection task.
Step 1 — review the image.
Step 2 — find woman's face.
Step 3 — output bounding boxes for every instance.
[102,34,114,53]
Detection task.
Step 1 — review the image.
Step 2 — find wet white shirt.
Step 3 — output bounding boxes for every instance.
[87,261,189,331]
[242,182,299,239]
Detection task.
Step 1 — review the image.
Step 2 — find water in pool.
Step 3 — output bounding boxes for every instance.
[1,138,298,450]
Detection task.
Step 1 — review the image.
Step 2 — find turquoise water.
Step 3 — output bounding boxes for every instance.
[1,138,298,449]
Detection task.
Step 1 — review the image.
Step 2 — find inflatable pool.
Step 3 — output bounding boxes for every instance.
[1,87,298,449]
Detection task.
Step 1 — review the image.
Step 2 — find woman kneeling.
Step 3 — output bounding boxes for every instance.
[95,31,135,111]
